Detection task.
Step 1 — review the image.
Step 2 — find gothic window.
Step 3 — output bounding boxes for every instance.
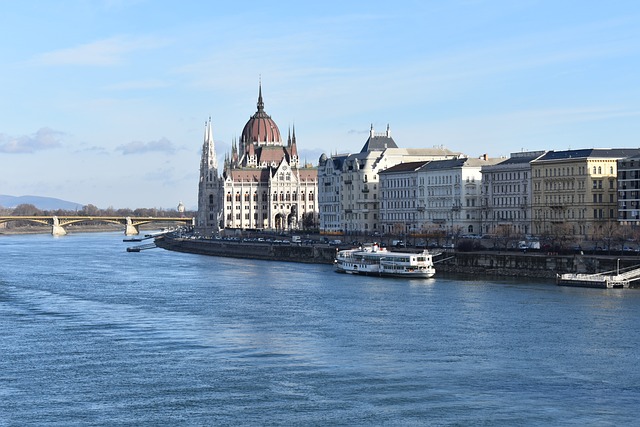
[226,193,232,202]
[235,193,241,202]
[209,195,214,204]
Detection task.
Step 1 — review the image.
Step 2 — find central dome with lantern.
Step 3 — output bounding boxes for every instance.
[240,84,282,146]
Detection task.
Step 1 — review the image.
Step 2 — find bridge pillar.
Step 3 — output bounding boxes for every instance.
[51,216,67,236]
[125,216,139,235]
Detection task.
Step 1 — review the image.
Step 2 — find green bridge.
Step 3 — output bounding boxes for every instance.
[0,216,194,236]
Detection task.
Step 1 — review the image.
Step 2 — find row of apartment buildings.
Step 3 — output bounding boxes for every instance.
[318,132,640,241]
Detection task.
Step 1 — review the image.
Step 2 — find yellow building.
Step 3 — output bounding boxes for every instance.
[531,149,640,241]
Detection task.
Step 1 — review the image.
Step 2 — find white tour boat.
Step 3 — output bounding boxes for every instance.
[334,243,435,278]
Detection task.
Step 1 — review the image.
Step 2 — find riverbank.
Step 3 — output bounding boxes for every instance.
[154,236,640,288]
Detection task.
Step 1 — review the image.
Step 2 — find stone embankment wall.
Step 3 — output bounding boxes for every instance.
[436,251,640,280]
[155,237,640,283]
[155,237,337,264]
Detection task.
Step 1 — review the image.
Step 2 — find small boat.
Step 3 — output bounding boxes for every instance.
[335,243,435,278]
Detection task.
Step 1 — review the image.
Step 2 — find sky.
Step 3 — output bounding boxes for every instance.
[1,0,640,210]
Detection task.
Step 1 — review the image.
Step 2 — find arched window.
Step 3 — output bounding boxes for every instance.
[209,195,214,204]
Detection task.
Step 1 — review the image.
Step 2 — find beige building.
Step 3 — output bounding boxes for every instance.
[531,149,640,241]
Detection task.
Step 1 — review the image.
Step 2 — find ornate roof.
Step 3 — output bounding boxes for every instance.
[240,84,282,145]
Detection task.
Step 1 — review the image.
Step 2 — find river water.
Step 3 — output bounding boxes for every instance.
[1,232,639,426]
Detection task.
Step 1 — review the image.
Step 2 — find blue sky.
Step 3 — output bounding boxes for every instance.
[1,0,639,209]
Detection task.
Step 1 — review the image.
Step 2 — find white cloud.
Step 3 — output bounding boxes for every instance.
[33,36,169,66]
[115,137,177,155]
[0,128,64,154]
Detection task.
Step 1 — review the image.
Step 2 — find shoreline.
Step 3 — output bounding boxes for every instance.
[153,235,640,288]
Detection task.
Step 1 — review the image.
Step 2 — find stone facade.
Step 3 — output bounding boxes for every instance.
[480,151,545,237]
[530,148,640,240]
[196,118,223,236]
[221,85,317,231]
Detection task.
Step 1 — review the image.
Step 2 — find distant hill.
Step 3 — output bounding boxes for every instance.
[0,195,84,211]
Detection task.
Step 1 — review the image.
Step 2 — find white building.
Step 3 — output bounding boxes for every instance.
[318,124,459,235]
[379,161,427,236]
[317,153,348,235]
[196,117,223,235]
[221,84,318,231]
[418,156,501,237]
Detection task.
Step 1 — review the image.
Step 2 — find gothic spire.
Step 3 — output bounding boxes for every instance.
[257,79,264,112]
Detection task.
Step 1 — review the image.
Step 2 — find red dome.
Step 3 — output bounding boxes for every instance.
[241,85,282,145]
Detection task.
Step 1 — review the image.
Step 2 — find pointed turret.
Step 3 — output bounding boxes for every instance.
[197,116,221,234]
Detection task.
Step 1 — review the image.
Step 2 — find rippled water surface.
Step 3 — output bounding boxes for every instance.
[1,232,639,426]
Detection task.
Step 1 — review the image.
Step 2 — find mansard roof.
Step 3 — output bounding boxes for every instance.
[495,151,546,166]
[360,135,398,153]
[536,148,640,162]
[379,161,429,174]
[418,158,468,171]
[327,154,348,170]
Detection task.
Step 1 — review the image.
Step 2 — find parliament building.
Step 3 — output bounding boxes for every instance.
[197,84,318,235]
